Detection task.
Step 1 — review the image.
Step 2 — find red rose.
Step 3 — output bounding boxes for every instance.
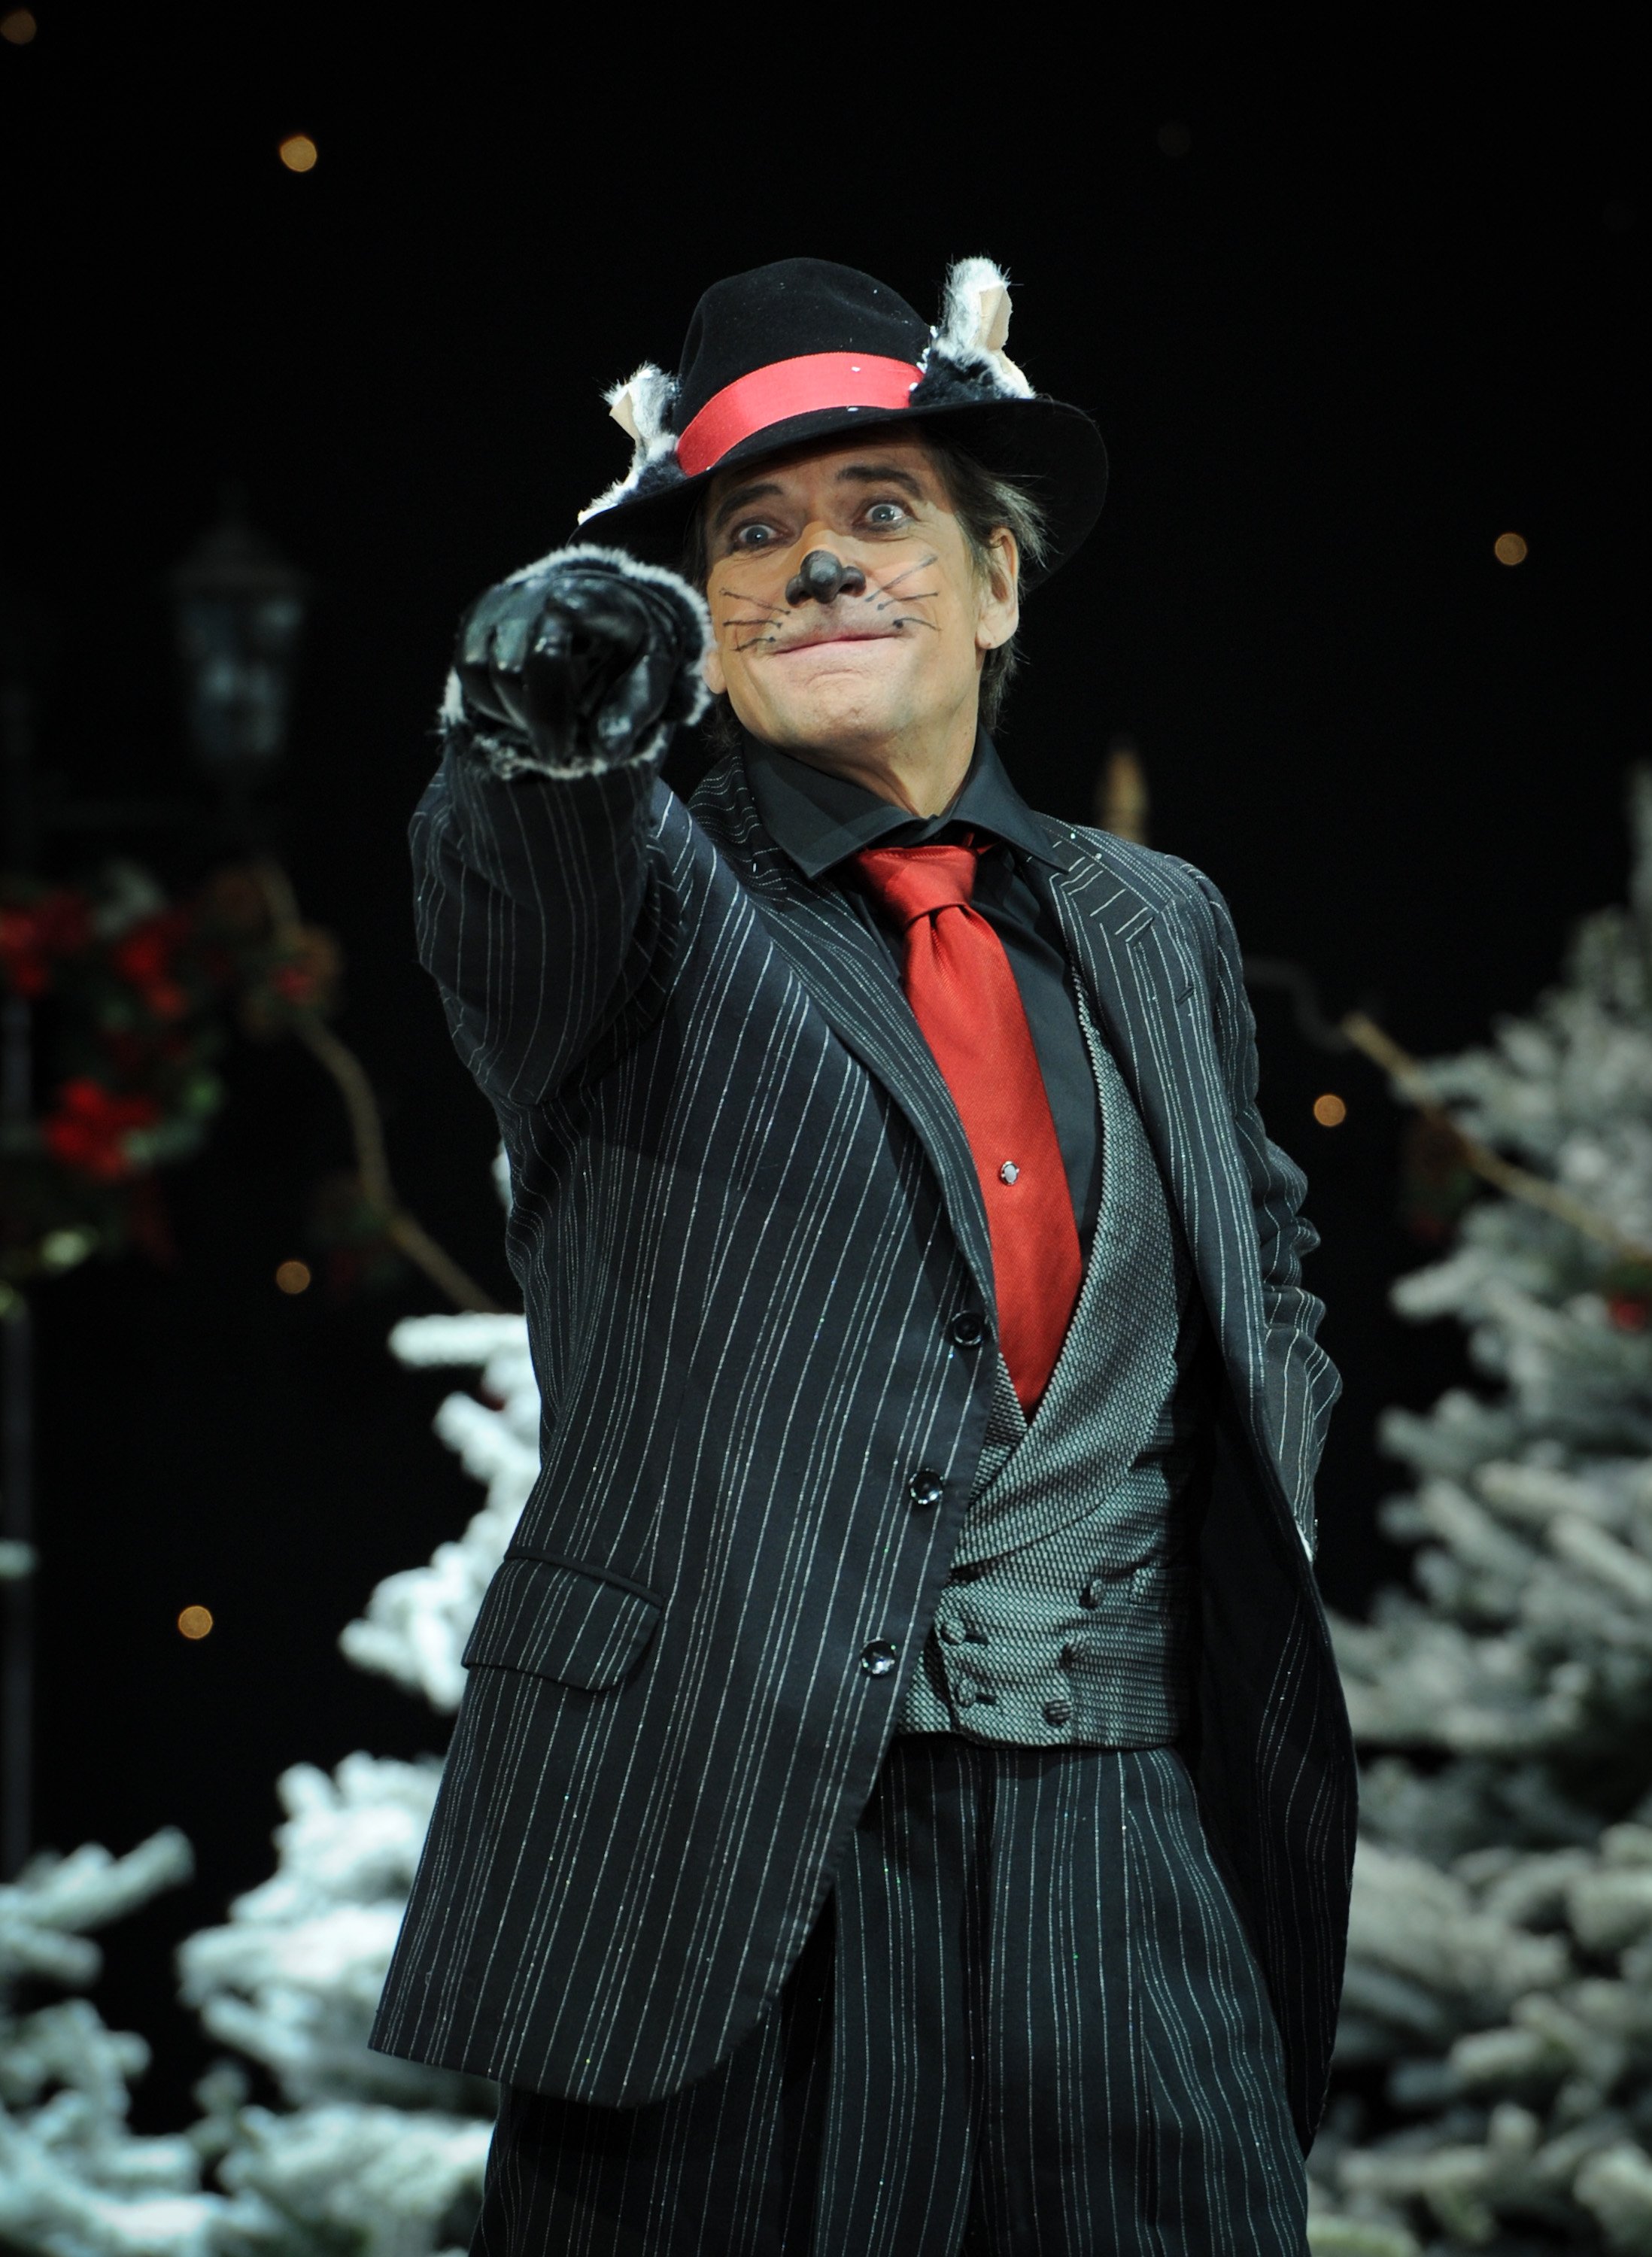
[0,891,91,995]
[111,913,193,1021]
[41,1077,162,1182]
[0,909,51,996]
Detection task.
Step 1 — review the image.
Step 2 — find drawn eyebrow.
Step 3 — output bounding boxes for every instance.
[711,480,784,533]
[833,463,927,498]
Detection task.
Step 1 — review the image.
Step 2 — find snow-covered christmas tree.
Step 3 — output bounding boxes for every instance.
[0,1271,531,2252]
[0,1821,219,2255]
[1309,775,1652,2256]
[163,1303,536,2255]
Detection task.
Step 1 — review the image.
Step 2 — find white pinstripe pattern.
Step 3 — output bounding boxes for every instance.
[373,733,1355,2153]
[470,1739,1307,2254]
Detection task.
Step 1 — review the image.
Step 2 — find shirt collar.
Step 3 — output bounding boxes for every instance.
[740,728,1058,880]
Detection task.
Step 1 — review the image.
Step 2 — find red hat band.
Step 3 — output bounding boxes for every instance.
[676,352,924,478]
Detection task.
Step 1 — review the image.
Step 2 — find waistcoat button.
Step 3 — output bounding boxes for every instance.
[906,1469,946,1509]
[948,1310,987,1349]
[952,1681,979,1708]
[1043,1699,1073,1727]
[938,1618,967,1645]
[860,1640,899,1677]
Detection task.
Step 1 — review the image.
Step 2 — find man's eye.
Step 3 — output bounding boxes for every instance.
[731,523,777,549]
[864,500,910,527]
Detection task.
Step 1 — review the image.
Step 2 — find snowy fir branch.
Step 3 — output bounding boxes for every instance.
[0,1831,223,2257]
[1309,774,1652,2255]
[336,1314,536,1714]
[0,1267,521,2252]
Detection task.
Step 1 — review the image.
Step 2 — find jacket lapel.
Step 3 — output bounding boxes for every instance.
[692,761,996,1311]
[1032,823,1266,1392]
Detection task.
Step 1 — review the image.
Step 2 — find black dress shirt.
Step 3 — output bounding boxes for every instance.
[742,731,1103,1247]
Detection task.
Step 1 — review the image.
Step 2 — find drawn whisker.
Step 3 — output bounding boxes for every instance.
[870,554,940,597]
[888,615,940,633]
[734,633,780,650]
[873,589,939,611]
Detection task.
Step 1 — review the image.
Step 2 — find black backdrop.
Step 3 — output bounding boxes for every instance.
[2,17,1642,2124]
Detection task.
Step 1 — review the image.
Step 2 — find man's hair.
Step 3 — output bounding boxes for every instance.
[682,435,1051,743]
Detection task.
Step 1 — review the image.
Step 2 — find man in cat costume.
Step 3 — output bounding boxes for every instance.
[373,254,1355,2255]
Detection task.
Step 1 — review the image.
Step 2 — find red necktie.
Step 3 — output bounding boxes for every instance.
[855,839,1083,1414]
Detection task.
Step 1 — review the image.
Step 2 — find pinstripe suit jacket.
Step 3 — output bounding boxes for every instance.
[372,735,1356,2151]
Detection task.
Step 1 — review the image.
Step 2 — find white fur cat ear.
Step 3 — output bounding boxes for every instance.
[606,364,677,457]
[931,257,1034,398]
[577,363,682,523]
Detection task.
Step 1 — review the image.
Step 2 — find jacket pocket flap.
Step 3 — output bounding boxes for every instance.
[462,1554,664,1692]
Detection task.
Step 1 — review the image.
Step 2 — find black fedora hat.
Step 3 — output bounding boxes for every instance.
[575,256,1107,589]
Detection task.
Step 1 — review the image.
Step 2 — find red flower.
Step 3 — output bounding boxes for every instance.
[266,929,339,1014]
[114,928,162,976]
[41,1077,162,1183]
[272,964,319,1005]
[0,911,50,996]
[111,913,193,1022]
[1608,1294,1650,1333]
[0,891,93,996]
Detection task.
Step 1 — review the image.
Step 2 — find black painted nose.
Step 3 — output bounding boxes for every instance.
[786,549,867,606]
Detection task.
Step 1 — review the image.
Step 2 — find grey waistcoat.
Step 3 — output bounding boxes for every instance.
[897,983,1209,1749]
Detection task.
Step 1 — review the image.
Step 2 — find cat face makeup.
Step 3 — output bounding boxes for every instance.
[700,434,1019,773]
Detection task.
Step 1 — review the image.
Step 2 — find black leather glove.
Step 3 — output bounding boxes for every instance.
[452,548,708,770]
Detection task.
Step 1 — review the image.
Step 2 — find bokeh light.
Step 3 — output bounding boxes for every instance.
[0,11,37,43]
[275,1259,312,1295]
[178,1605,214,1640]
[1313,1093,1348,1128]
[278,134,318,174]
[1494,531,1529,567]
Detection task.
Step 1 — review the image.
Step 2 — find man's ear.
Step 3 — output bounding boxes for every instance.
[976,527,1021,653]
[703,642,727,696]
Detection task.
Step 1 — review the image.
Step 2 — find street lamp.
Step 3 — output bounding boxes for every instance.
[169,498,309,804]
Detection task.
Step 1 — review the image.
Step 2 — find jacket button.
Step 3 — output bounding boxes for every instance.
[1043,1699,1073,1727]
[938,1618,967,1645]
[948,1310,987,1349]
[906,1469,946,1509]
[860,1640,899,1677]
[953,1681,979,1708]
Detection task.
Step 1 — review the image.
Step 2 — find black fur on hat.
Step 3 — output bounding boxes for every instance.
[573,257,1107,589]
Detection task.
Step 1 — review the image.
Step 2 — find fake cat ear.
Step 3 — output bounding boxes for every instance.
[577,363,685,524]
[931,257,1034,399]
[606,364,677,456]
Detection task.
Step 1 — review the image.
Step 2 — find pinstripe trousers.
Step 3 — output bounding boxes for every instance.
[471,1736,1307,2255]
